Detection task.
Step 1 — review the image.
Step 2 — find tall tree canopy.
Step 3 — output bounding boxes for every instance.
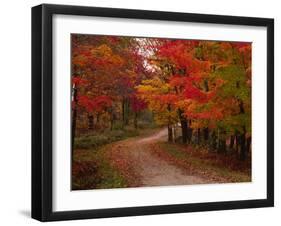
[72,34,251,160]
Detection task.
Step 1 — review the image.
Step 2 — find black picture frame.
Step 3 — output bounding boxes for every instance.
[32,3,274,222]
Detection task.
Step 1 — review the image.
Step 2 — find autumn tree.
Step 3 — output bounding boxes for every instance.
[72,34,251,161]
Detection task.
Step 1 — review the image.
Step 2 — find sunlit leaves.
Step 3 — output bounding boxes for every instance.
[72,33,251,138]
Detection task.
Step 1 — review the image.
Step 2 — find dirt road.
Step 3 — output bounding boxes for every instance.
[107,128,209,187]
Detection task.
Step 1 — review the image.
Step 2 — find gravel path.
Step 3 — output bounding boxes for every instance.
[107,128,208,187]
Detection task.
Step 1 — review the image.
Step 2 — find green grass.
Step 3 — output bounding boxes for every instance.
[72,147,127,190]
[158,142,251,182]
[74,128,139,150]
[72,126,160,190]
[74,122,158,150]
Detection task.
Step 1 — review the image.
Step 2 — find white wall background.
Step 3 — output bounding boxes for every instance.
[0,0,279,225]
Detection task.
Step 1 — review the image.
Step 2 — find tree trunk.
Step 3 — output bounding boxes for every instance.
[239,127,247,161]
[110,118,114,130]
[229,135,235,151]
[246,136,251,154]
[122,97,130,127]
[180,119,188,144]
[211,130,217,151]
[173,125,177,142]
[125,99,130,125]
[203,80,209,145]
[71,85,78,152]
[96,113,100,123]
[134,112,138,129]
[203,127,209,142]
[168,125,173,142]
[187,120,193,143]
[110,109,114,131]
[88,114,94,130]
[122,98,125,128]
[178,110,188,143]
[167,104,173,142]
[235,132,240,159]
[238,100,247,161]
[197,128,201,145]
[218,137,226,154]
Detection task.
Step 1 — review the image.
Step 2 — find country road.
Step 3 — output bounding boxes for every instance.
[106,128,209,187]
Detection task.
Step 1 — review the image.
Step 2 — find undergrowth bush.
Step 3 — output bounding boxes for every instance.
[74,128,140,150]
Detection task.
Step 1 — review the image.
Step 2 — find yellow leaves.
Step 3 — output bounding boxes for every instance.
[87,44,125,68]
[142,78,162,87]
[110,54,124,67]
[175,99,193,111]
[136,78,179,126]
[136,78,173,114]
[190,121,201,129]
[91,44,113,57]
[138,78,171,94]
[154,109,178,125]
[125,69,137,79]
[137,84,157,94]
[72,55,87,67]
[161,84,170,93]
[72,44,125,70]
[181,100,199,117]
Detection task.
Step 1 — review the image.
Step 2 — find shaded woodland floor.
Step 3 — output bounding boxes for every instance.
[72,128,251,190]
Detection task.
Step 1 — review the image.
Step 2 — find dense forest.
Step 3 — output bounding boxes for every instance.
[71,34,251,189]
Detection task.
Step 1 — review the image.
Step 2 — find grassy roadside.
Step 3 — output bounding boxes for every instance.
[72,147,127,190]
[72,127,161,190]
[74,124,158,150]
[154,142,251,183]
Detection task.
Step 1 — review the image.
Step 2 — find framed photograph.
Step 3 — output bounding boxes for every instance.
[32,4,274,221]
